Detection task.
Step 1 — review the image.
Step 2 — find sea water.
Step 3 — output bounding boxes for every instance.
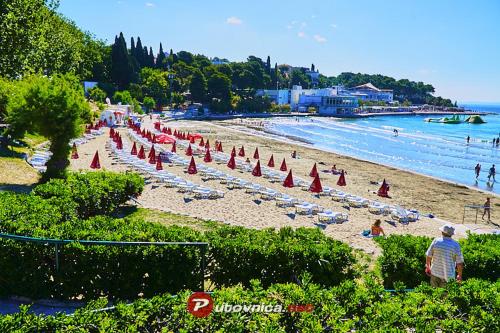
[268,104,500,194]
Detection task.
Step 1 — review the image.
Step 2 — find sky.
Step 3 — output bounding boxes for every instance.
[58,0,500,103]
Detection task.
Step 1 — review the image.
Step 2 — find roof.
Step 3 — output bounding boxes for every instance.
[352,82,381,91]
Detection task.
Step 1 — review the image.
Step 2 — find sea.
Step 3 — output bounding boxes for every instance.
[267,103,500,195]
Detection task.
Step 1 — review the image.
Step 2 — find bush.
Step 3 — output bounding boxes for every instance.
[206,226,355,288]
[375,234,500,288]
[33,171,144,218]
[0,279,498,332]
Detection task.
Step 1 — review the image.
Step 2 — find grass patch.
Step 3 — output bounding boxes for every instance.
[115,206,223,232]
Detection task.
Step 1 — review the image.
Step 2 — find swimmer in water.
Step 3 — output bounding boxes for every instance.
[393,129,399,137]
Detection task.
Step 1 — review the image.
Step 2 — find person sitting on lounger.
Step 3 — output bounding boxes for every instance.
[245,157,251,164]
[371,219,385,237]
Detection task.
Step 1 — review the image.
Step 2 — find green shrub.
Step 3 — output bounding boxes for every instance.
[33,171,144,218]
[0,279,498,332]
[207,226,355,288]
[375,234,500,288]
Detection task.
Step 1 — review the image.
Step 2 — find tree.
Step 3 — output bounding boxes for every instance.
[143,96,155,113]
[135,37,144,66]
[6,74,91,180]
[290,69,311,88]
[112,90,133,105]
[189,69,207,103]
[207,72,231,101]
[177,51,194,65]
[88,86,106,103]
[129,83,143,101]
[111,32,135,89]
[148,47,155,68]
[266,56,271,74]
[139,68,168,108]
[0,78,12,121]
[156,43,166,70]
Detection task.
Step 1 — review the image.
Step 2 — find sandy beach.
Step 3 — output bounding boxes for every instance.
[69,116,499,255]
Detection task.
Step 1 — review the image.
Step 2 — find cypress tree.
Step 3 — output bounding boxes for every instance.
[135,37,144,67]
[130,37,135,56]
[156,43,166,69]
[274,62,279,88]
[111,32,134,88]
[266,56,271,74]
[142,46,148,67]
[311,63,315,72]
[149,47,155,67]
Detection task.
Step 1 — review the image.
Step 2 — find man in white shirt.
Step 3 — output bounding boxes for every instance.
[425,224,464,288]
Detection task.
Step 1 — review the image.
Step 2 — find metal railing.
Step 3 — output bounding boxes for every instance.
[0,233,209,290]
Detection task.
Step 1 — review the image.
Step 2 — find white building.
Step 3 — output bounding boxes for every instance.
[256,89,290,105]
[341,83,393,103]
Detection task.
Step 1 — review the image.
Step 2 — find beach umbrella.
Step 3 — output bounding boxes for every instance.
[309,174,323,193]
[162,127,167,134]
[309,163,318,178]
[190,136,195,144]
[156,154,163,170]
[90,151,101,169]
[280,158,287,171]
[116,135,123,150]
[131,142,137,155]
[199,137,205,147]
[238,146,245,157]
[147,131,152,142]
[337,170,346,186]
[205,139,210,150]
[148,145,156,159]
[141,129,146,137]
[152,134,156,143]
[174,129,178,137]
[109,127,115,138]
[186,144,193,156]
[71,143,79,159]
[149,151,156,164]
[267,154,275,167]
[253,148,260,160]
[377,179,390,198]
[137,145,146,159]
[155,134,176,144]
[283,170,294,187]
[252,160,262,177]
[171,141,177,153]
[187,156,197,174]
[231,146,236,157]
[218,142,223,152]
[227,154,236,169]
[167,128,172,135]
[203,148,212,163]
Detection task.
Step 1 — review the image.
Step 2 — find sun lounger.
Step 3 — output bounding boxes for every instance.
[368,202,392,215]
[295,202,321,215]
[347,196,369,208]
[244,183,262,194]
[318,210,349,224]
[391,206,419,223]
[259,188,278,200]
[208,190,225,199]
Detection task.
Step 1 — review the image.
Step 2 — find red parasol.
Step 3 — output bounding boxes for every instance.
[156,154,163,170]
[187,156,197,174]
[203,148,212,163]
[280,158,287,171]
[227,154,236,169]
[162,127,167,134]
[71,143,79,159]
[309,163,318,178]
[190,136,195,144]
[205,139,210,150]
[152,134,156,143]
[309,174,323,193]
[171,141,177,153]
[377,179,390,197]
[267,154,275,167]
[141,129,146,137]
[283,170,294,187]
[199,137,205,147]
[186,144,193,156]
[217,141,223,152]
[116,135,123,150]
[253,148,259,160]
[252,160,262,177]
[238,146,245,157]
[154,134,176,144]
[131,142,137,155]
[137,145,146,159]
[148,145,156,159]
[90,151,101,169]
[167,128,172,135]
[109,127,115,138]
[149,150,156,164]
[337,170,346,186]
[231,146,236,157]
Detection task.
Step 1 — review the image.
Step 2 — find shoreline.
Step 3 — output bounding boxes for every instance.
[220,122,500,198]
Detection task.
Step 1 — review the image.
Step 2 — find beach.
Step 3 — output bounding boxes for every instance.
[70,116,498,255]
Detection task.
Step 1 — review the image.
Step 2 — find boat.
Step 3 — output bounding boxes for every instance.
[465,115,486,124]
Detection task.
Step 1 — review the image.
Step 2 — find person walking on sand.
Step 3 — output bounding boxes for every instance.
[475,163,481,179]
[488,164,496,182]
[482,198,491,222]
[425,224,464,288]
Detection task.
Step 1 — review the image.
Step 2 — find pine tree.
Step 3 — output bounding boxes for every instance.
[156,43,166,70]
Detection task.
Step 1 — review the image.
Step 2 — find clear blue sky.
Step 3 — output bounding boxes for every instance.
[58,0,500,103]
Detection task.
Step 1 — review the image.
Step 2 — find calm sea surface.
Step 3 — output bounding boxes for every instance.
[268,103,500,194]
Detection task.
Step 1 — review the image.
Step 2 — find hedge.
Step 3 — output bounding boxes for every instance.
[375,234,500,288]
[33,171,144,218]
[0,279,498,332]
[0,173,355,300]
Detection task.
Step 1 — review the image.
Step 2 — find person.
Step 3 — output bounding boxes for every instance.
[425,224,464,288]
[393,129,398,137]
[475,163,481,179]
[291,150,297,159]
[245,157,251,164]
[371,219,385,237]
[331,164,339,174]
[466,136,470,144]
[497,138,499,146]
[488,164,496,182]
[482,198,491,222]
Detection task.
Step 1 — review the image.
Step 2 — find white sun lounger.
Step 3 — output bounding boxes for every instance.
[391,206,419,223]
[318,210,349,224]
[368,202,392,215]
